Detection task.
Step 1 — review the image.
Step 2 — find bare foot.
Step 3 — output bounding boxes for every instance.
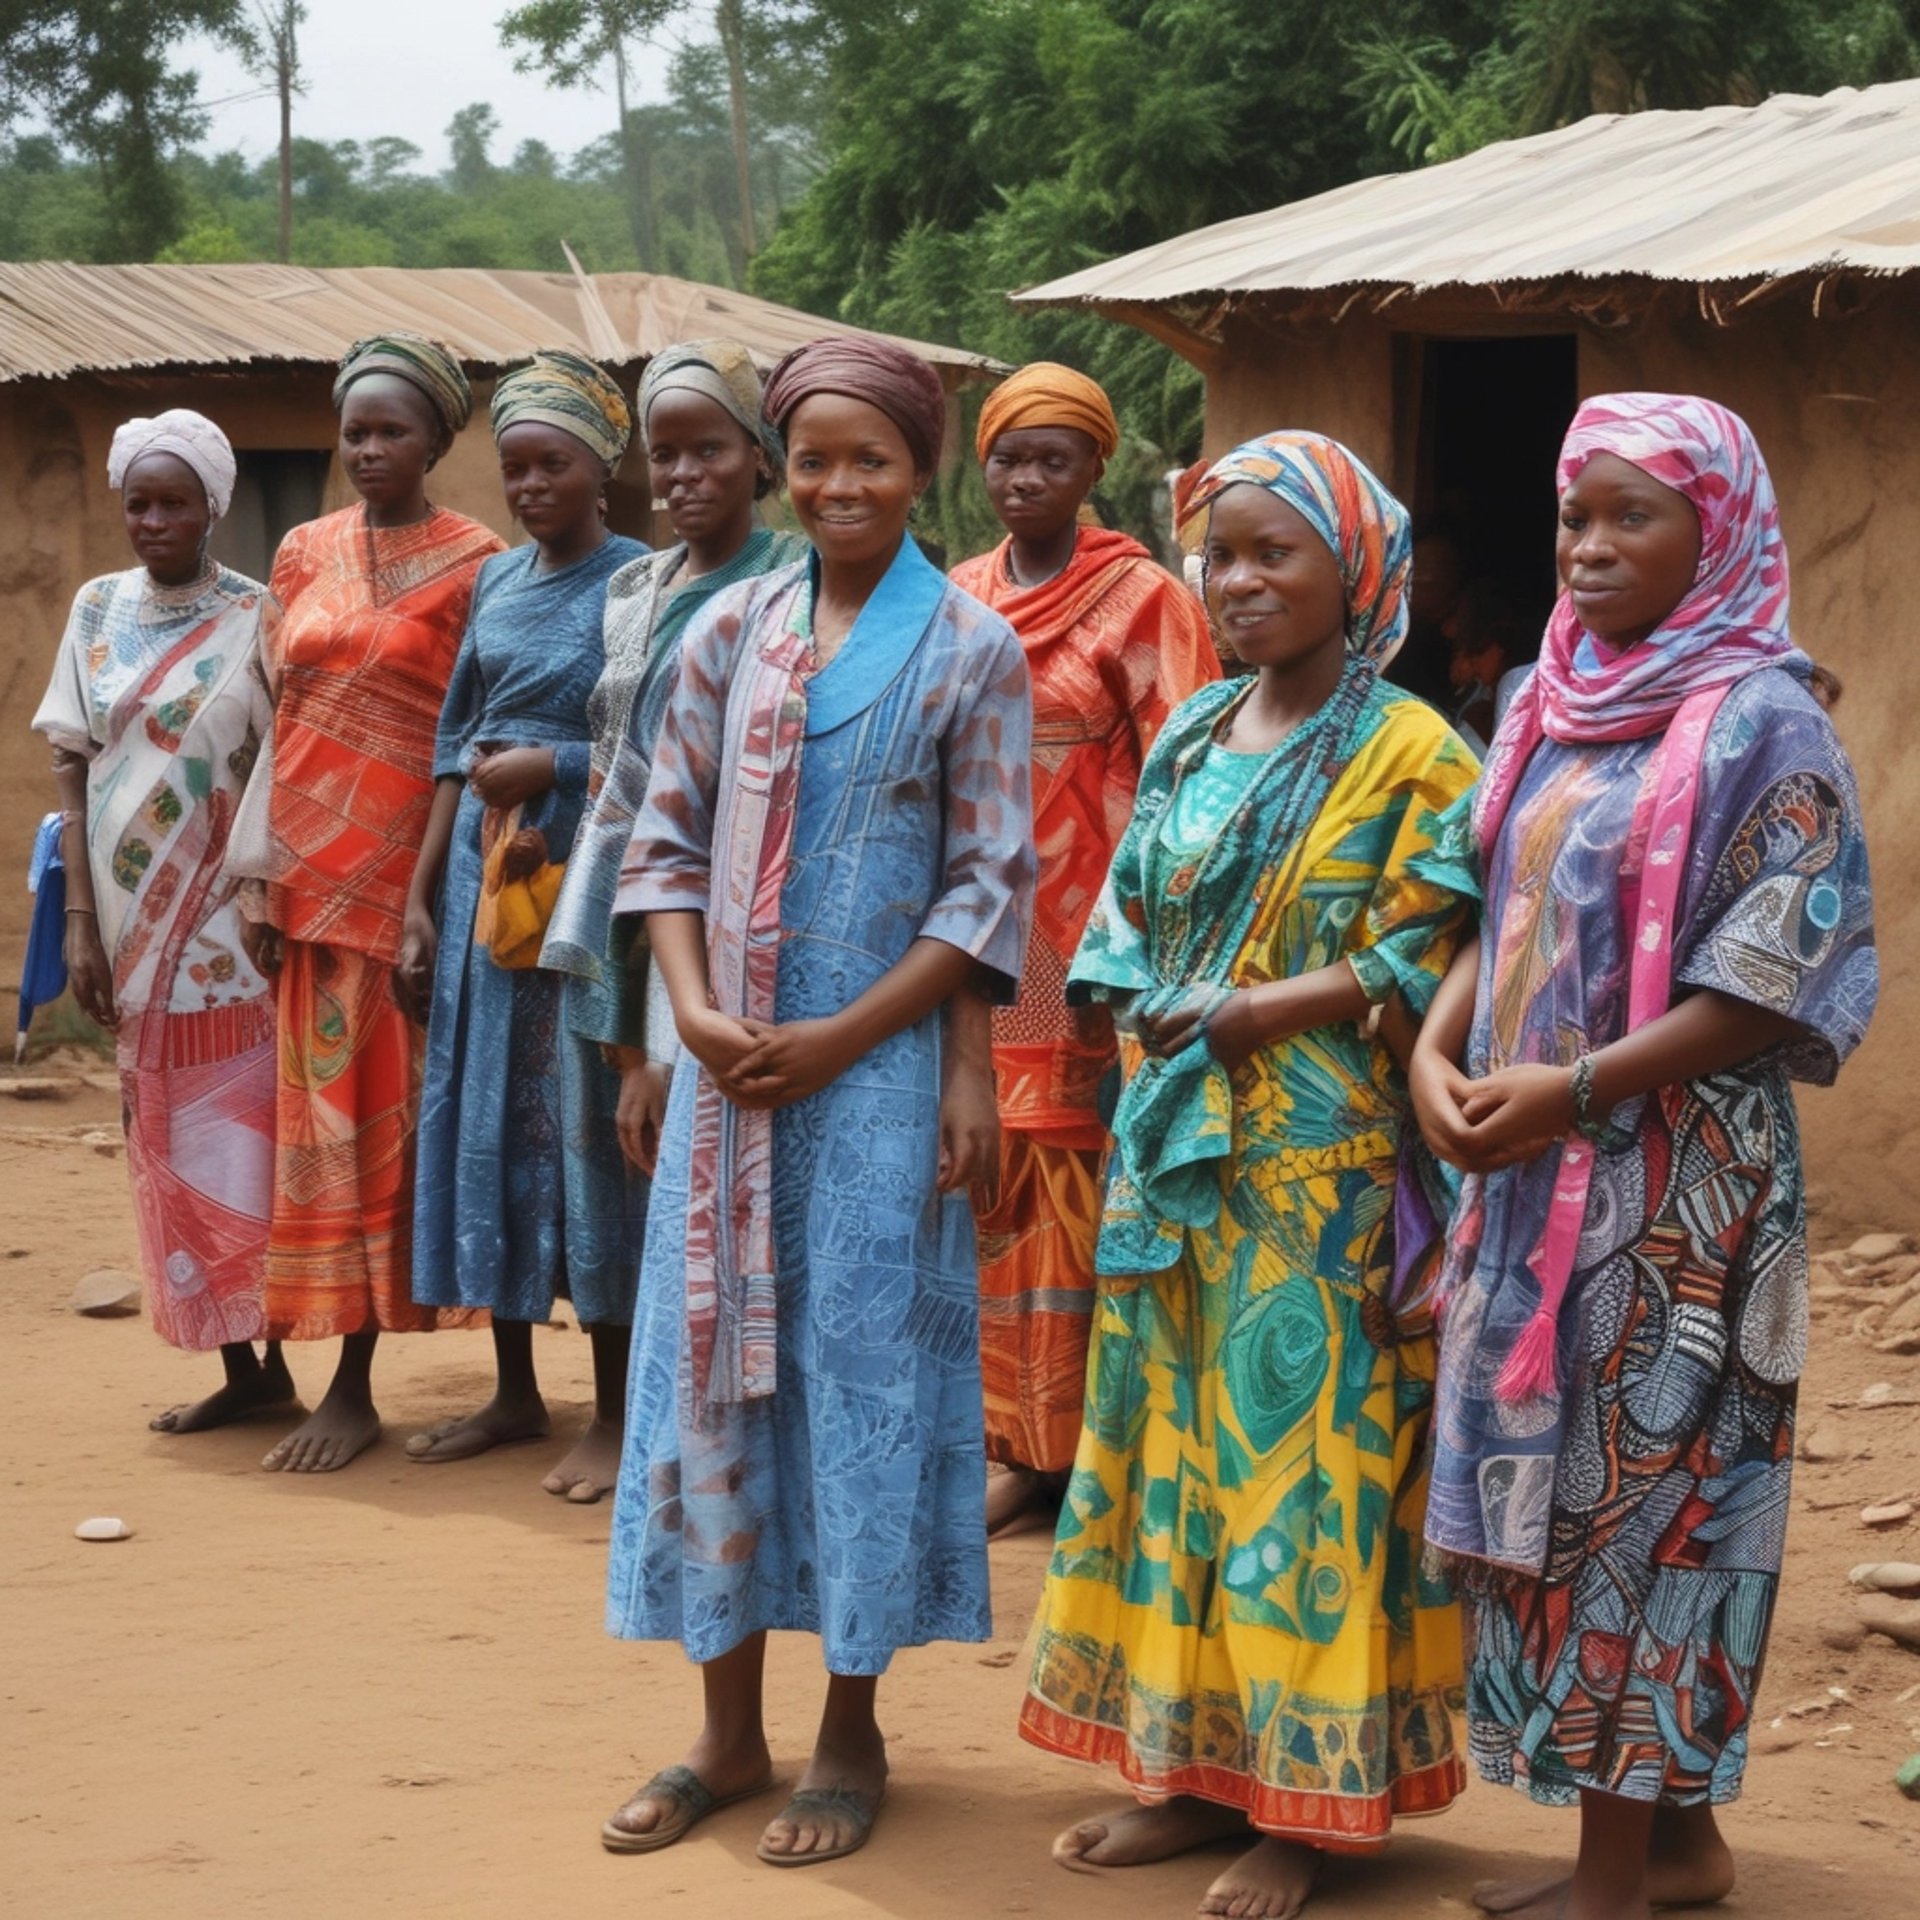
[1475,1809,1734,1913]
[152,1356,298,1434]
[1489,1890,1650,1920]
[1199,1837,1320,1918]
[543,1416,622,1503]
[757,1734,888,1862]
[987,1463,1065,1540]
[1053,1796,1248,1871]
[261,1395,380,1474]
[404,1393,549,1464]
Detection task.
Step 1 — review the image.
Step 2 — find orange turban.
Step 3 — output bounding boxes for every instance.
[975,361,1119,462]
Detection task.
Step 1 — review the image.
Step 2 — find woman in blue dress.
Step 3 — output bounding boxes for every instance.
[395,350,645,1479]
[600,338,1034,1866]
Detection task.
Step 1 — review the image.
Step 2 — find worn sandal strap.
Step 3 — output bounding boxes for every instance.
[629,1763,715,1820]
[778,1785,880,1827]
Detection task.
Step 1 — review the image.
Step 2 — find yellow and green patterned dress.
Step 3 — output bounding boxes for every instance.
[1019,669,1478,1850]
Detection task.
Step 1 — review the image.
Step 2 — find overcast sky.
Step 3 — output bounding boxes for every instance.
[171,0,690,171]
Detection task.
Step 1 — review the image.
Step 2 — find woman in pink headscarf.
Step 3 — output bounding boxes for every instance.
[1411,394,1878,1920]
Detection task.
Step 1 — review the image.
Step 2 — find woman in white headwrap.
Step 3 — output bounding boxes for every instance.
[32,409,293,1432]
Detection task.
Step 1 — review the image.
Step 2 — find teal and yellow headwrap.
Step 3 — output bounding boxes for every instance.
[1181,431,1412,668]
[333,333,473,436]
[491,349,633,466]
[640,338,783,470]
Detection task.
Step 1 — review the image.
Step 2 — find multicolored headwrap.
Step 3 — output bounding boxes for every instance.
[975,361,1119,462]
[640,338,783,470]
[107,409,236,520]
[1180,431,1412,668]
[490,349,633,467]
[1470,392,1812,1410]
[762,335,947,473]
[332,332,473,436]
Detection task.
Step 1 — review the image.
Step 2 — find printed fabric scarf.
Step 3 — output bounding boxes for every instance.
[682,537,949,1405]
[1087,431,1412,1271]
[1468,391,1811,1402]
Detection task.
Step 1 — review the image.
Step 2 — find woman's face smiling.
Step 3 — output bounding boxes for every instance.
[497,420,605,553]
[1203,484,1349,674]
[120,451,211,586]
[784,393,923,571]
[646,389,764,549]
[338,373,443,514]
[1557,451,1702,650]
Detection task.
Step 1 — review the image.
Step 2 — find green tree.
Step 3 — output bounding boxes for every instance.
[496,0,675,265]
[0,0,250,256]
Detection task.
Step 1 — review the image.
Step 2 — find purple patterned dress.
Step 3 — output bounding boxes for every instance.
[1429,667,1876,1806]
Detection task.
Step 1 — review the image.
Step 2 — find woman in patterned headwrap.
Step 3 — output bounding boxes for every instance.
[1412,395,1876,1920]
[34,410,287,1433]
[396,350,648,1478]
[600,336,1033,1868]
[227,331,504,1474]
[532,340,805,1504]
[950,361,1219,1537]
[1020,432,1479,1917]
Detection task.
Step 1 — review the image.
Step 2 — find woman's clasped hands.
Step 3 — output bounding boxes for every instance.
[1410,1046,1575,1175]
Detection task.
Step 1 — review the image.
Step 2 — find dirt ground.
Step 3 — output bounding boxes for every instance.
[3,1080,1917,1920]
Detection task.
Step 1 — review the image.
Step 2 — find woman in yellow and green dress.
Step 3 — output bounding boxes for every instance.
[1020,431,1478,1919]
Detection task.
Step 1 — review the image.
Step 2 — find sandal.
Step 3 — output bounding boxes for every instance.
[755,1783,886,1867]
[600,1764,774,1854]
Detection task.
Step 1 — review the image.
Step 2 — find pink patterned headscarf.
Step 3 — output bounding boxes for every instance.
[1472,393,1810,1405]
[1477,392,1807,850]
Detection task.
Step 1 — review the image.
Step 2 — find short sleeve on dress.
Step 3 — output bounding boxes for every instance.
[1674,671,1877,1086]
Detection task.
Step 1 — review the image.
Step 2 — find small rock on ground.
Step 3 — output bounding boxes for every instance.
[70,1269,140,1317]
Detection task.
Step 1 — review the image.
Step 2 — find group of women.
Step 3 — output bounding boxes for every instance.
[38,317,1876,1920]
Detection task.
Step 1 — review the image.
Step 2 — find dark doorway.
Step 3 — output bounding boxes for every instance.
[210,449,331,583]
[1388,334,1578,723]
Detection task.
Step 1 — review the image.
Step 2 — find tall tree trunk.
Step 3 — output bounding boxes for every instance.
[276,35,293,263]
[716,0,757,263]
[612,38,657,269]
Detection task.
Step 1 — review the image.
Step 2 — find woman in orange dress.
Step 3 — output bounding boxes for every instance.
[950,363,1218,1535]
[229,333,503,1473]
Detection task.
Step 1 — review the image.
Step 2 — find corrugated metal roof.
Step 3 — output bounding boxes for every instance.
[0,261,1001,384]
[1015,79,1920,311]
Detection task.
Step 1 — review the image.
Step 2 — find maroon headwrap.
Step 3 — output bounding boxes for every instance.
[762,336,947,473]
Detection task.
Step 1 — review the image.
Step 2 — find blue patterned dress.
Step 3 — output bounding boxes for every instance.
[606,543,1034,1673]
[412,534,646,1324]
[1429,668,1877,1806]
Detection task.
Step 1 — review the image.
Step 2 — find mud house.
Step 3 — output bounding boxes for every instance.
[0,261,995,982]
[1018,79,1920,1232]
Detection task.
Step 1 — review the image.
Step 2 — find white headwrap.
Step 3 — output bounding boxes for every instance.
[107,410,237,520]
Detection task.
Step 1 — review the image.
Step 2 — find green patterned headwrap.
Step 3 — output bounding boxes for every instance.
[490,349,633,466]
[332,332,473,435]
[639,339,783,469]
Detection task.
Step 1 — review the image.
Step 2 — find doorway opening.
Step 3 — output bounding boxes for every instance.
[210,449,331,582]
[1389,333,1578,731]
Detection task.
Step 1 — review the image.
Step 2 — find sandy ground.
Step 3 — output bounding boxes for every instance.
[3,1082,1917,1920]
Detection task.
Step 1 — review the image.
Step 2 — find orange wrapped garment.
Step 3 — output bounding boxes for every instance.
[950,526,1218,1468]
[256,505,503,1337]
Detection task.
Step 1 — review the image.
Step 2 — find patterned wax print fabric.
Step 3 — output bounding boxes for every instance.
[1428,669,1876,1807]
[411,535,646,1326]
[33,564,277,1349]
[542,528,807,1048]
[250,504,502,1340]
[606,541,1034,1673]
[539,530,805,1333]
[950,525,1218,1472]
[1020,676,1479,1849]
